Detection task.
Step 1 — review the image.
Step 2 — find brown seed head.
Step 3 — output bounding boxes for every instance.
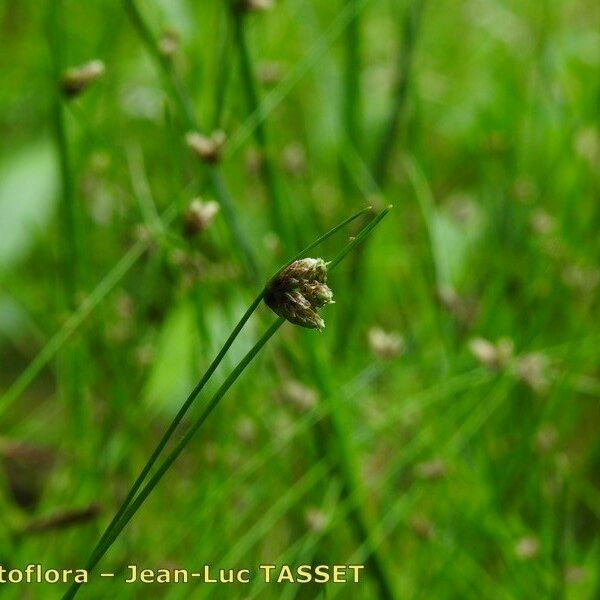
[368,327,404,359]
[61,60,105,98]
[264,258,333,330]
[186,130,227,164]
[183,199,220,236]
[158,28,179,57]
[236,0,274,13]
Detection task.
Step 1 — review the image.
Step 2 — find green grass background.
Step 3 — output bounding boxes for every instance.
[1,0,599,597]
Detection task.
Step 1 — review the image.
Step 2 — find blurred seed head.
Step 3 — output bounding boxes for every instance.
[514,536,540,560]
[414,458,446,481]
[535,423,558,454]
[281,143,307,177]
[158,28,179,57]
[540,235,568,261]
[469,338,499,366]
[0,438,56,510]
[17,503,101,537]
[61,60,105,98]
[235,0,274,12]
[368,327,404,359]
[114,292,134,319]
[183,198,220,237]
[133,342,154,368]
[515,352,550,394]
[245,147,264,177]
[511,177,537,204]
[280,380,318,412]
[105,322,131,344]
[562,264,600,294]
[305,507,327,532]
[169,249,205,289]
[437,285,477,326]
[468,337,513,370]
[203,442,218,466]
[120,83,162,120]
[446,193,481,229]
[235,417,257,445]
[529,209,556,236]
[263,231,282,256]
[105,292,135,343]
[186,130,226,164]
[573,126,600,168]
[409,515,436,540]
[226,449,242,469]
[265,258,333,330]
[257,60,284,86]
[564,566,585,585]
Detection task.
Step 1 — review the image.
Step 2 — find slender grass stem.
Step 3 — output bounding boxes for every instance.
[47,1,89,445]
[61,318,284,600]
[340,0,362,195]
[329,205,392,269]
[334,1,423,356]
[122,0,195,126]
[48,1,79,306]
[212,5,233,129]
[0,199,369,419]
[372,0,424,186]
[122,0,259,278]
[0,217,170,418]
[314,207,397,599]
[61,207,388,599]
[232,12,294,250]
[306,341,398,599]
[1,0,373,412]
[343,0,361,150]
[86,296,262,558]
[225,0,371,160]
[61,206,370,594]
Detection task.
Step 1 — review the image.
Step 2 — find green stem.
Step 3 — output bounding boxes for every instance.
[329,205,392,269]
[340,0,362,195]
[48,0,79,305]
[65,206,370,591]
[122,0,195,126]
[62,207,388,599]
[372,0,424,187]
[87,295,262,563]
[337,0,415,349]
[232,12,293,250]
[344,0,361,149]
[47,0,89,446]
[61,318,285,600]
[306,342,398,599]
[337,1,425,355]
[304,207,398,600]
[122,0,259,278]
[212,5,233,129]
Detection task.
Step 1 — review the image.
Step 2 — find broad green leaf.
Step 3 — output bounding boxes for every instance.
[0,140,58,270]
[143,299,197,415]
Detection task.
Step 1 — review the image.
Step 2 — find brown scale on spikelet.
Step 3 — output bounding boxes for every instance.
[264,258,333,330]
[61,60,105,98]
